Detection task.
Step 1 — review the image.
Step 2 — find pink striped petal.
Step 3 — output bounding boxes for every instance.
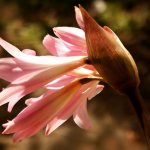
[0,58,23,82]
[45,80,96,135]
[0,57,85,111]
[45,118,67,136]
[0,49,38,82]
[68,67,95,77]
[73,81,102,129]
[43,35,72,56]
[45,75,75,89]
[43,34,87,56]
[3,79,100,141]
[73,100,92,129]
[75,6,84,29]
[3,80,82,135]
[88,85,104,100]
[11,55,85,85]
[53,27,86,48]
[12,124,42,142]
[0,38,86,69]
[0,84,27,112]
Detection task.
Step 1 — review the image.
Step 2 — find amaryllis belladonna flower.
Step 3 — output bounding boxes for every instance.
[1,5,149,147]
[0,7,103,142]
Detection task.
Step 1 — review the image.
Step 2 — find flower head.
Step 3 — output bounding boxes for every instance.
[0,7,104,142]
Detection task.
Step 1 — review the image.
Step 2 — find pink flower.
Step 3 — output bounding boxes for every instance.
[0,7,104,142]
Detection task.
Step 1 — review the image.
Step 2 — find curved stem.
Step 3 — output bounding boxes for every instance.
[124,87,150,149]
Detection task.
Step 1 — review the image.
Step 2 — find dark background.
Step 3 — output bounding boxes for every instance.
[0,0,150,149]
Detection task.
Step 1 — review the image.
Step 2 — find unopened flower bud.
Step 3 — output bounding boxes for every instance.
[79,5,140,93]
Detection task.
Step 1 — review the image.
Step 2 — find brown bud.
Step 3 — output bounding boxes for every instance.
[79,5,140,93]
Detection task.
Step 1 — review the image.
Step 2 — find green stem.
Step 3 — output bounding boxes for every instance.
[124,87,150,149]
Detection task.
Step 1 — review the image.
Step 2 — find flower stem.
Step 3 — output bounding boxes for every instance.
[124,87,150,149]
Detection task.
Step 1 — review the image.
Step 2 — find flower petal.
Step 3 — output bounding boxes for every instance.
[0,58,23,82]
[43,34,87,56]
[53,27,86,48]
[0,84,26,112]
[3,79,82,135]
[75,6,84,29]
[45,80,97,135]
[22,49,36,56]
[0,57,86,111]
[88,85,104,100]
[73,100,92,129]
[45,118,67,136]
[0,38,86,69]
[12,55,85,84]
[43,35,71,56]
[45,75,75,89]
[73,80,102,129]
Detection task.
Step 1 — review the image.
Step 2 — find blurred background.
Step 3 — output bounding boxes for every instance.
[0,0,150,150]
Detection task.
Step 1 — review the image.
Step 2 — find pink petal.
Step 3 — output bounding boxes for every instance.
[45,80,96,135]
[3,79,82,135]
[3,79,99,141]
[0,57,42,82]
[43,35,71,56]
[0,57,86,111]
[0,84,27,112]
[45,75,75,89]
[0,58,22,82]
[73,80,102,129]
[53,27,86,48]
[12,56,85,85]
[45,118,67,136]
[73,100,92,129]
[67,67,95,77]
[43,34,87,56]
[25,95,44,106]
[0,54,86,112]
[75,6,84,29]
[25,90,57,106]
[22,49,36,56]
[0,38,86,69]
[12,122,45,142]
[88,85,104,100]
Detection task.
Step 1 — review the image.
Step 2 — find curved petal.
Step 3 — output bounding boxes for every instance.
[67,67,95,77]
[0,57,86,111]
[73,80,102,129]
[0,84,26,112]
[45,118,67,136]
[45,80,96,135]
[11,55,85,84]
[0,58,22,82]
[73,100,92,129]
[0,49,37,82]
[43,35,71,56]
[45,75,75,89]
[0,57,41,82]
[75,6,84,29]
[3,79,82,135]
[53,27,86,48]
[43,34,87,56]
[3,79,99,142]
[0,38,86,69]
[12,124,42,142]
[88,85,104,100]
